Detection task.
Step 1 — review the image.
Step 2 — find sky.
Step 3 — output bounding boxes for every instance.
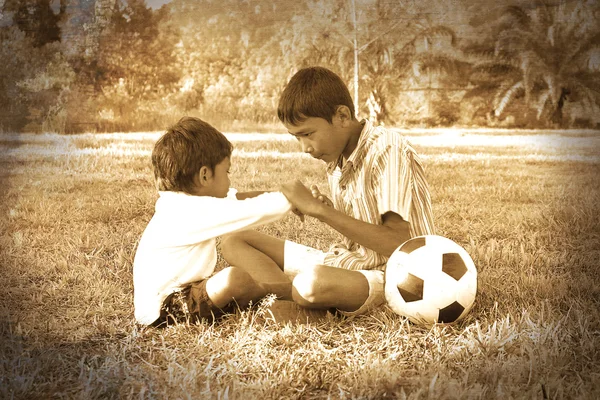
[146,0,172,9]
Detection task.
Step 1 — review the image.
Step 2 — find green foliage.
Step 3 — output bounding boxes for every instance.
[0,26,36,131]
[2,0,64,47]
[1,0,599,132]
[0,24,69,131]
[91,0,180,130]
[467,0,600,128]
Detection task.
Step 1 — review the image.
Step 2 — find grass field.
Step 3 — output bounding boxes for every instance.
[1,128,599,399]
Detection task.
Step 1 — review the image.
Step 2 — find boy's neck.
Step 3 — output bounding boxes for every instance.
[342,119,364,160]
[189,184,211,197]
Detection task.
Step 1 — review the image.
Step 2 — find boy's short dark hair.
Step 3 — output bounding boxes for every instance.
[152,117,232,194]
[277,66,355,126]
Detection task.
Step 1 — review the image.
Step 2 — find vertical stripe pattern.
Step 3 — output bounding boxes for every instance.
[323,120,435,271]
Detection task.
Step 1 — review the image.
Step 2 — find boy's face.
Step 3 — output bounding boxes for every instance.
[202,157,231,198]
[285,115,350,163]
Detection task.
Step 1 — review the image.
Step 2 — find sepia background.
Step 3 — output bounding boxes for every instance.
[1,0,599,133]
[1,0,600,399]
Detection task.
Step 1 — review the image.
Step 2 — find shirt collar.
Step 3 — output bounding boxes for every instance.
[327,119,372,174]
[158,190,192,197]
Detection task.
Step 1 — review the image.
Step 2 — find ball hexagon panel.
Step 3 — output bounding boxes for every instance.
[396,273,424,302]
[441,252,468,281]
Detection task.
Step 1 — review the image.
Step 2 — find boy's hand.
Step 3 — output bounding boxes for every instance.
[280,180,326,219]
[291,207,305,222]
[310,185,333,207]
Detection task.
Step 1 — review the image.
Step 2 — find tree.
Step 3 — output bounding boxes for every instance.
[2,0,66,47]
[0,0,71,131]
[277,0,404,120]
[467,0,600,127]
[164,0,300,125]
[0,26,43,130]
[92,0,181,129]
[276,0,474,125]
[17,50,76,132]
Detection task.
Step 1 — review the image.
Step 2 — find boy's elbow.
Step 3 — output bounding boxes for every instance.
[382,212,411,251]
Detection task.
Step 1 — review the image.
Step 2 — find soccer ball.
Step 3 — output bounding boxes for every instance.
[384,235,477,325]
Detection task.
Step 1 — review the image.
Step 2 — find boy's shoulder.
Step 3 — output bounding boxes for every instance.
[336,121,408,174]
[158,188,237,202]
[155,190,232,212]
[362,121,408,155]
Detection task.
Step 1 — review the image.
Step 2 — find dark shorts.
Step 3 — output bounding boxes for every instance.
[152,279,236,327]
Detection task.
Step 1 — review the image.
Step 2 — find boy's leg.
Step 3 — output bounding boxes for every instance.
[221,234,384,314]
[292,265,385,314]
[220,231,292,299]
[160,267,269,325]
[205,266,268,309]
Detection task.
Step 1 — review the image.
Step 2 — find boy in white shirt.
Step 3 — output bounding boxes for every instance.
[133,117,293,326]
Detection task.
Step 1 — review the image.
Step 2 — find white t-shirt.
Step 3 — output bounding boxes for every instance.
[133,188,291,325]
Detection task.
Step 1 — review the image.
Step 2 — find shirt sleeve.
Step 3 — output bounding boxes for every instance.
[155,192,292,246]
[373,144,435,237]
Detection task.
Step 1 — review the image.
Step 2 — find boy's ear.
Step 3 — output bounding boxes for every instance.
[335,105,353,126]
[195,166,212,187]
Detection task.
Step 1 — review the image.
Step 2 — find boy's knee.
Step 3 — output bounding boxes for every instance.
[220,233,245,258]
[291,266,326,307]
[292,266,371,311]
[220,266,256,297]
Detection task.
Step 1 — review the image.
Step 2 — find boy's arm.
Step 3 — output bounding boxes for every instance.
[209,193,292,238]
[236,191,268,200]
[372,144,435,237]
[236,190,305,221]
[161,192,292,246]
[280,180,410,257]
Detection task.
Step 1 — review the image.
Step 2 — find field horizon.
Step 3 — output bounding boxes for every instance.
[1,128,599,399]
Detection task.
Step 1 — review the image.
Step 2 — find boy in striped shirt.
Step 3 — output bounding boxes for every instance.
[221,67,435,316]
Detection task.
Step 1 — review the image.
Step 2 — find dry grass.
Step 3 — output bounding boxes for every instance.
[1,129,599,399]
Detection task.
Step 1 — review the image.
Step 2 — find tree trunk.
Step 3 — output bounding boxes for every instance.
[551,88,570,126]
[351,0,359,117]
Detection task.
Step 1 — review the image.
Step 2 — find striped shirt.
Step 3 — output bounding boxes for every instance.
[323,120,435,271]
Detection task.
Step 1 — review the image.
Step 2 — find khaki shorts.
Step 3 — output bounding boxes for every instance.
[284,240,386,316]
[153,279,236,327]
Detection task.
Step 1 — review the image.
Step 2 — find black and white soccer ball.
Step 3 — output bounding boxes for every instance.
[384,235,477,325]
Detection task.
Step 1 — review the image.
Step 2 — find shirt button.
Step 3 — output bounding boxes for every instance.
[340,185,346,190]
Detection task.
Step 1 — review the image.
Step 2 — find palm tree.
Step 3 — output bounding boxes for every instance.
[467,0,600,127]
[360,0,478,126]
[361,22,472,126]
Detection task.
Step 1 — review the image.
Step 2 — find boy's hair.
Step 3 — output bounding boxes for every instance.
[152,117,232,194]
[277,66,355,126]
